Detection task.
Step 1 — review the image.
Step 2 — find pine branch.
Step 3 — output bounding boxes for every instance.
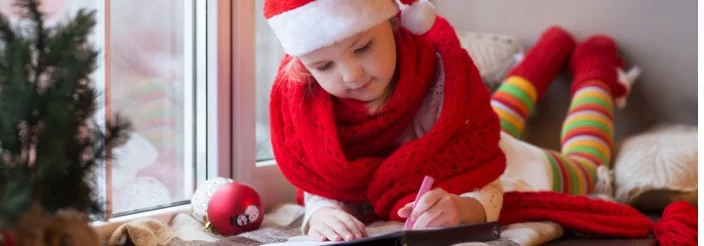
[0,38,33,157]
[0,14,15,93]
[0,0,133,226]
[16,0,47,73]
[21,0,46,48]
[20,0,47,161]
[0,165,32,227]
[0,8,16,43]
[100,114,133,159]
[43,9,99,124]
[30,7,131,218]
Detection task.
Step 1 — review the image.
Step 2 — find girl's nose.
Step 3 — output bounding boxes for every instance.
[341,62,363,84]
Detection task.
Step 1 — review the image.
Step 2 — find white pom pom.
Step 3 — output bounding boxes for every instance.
[615,66,641,109]
[400,1,436,35]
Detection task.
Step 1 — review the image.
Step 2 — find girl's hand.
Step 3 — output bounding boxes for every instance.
[397,188,486,230]
[308,207,367,242]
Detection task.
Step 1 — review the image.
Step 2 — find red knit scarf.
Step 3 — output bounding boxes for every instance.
[270,18,505,220]
[270,16,696,245]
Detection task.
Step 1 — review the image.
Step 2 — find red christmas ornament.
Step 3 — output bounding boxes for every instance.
[206,182,264,236]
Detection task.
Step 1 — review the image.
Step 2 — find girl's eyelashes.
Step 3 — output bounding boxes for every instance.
[317,62,334,72]
[354,40,373,54]
[315,39,373,72]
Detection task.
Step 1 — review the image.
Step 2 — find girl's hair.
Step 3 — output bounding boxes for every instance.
[280,17,400,114]
[280,55,313,84]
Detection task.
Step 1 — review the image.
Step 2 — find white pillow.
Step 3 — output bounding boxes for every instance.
[457,30,524,91]
[613,124,698,211]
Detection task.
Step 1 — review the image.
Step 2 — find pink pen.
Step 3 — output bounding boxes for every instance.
[404,175,435,230]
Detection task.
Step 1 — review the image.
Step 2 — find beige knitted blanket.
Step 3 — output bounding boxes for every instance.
[107,203,565,246]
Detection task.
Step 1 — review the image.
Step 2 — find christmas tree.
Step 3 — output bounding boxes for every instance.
[0,0,131,228]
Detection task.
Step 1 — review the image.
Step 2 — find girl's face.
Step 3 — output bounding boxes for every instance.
[298,21,397,102]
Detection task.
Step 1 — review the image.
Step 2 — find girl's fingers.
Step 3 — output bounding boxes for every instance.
[322,220,352,241]
[418,196,461,229]
[332,213,365,240]
[425,211,451,228]
[351,217,368,237]
[412,207,445,230]
[398,202,415,218]
[411,189,445,221]
[308,228,327,242]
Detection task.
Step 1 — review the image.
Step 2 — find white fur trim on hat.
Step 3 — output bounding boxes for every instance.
[399,0,436,35]
[267,0,398,57]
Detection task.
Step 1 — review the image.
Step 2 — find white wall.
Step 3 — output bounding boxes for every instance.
[433,0,697,148]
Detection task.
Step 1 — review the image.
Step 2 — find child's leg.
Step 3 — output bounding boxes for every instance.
[546,35,628,195]
[545,81,613,194]
[491,26,575,138]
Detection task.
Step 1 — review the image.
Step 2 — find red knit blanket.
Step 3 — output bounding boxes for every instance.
[269,17,506,220]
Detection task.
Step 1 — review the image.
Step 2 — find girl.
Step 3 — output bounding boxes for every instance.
[267,0,505,241]
[265,0,696,244]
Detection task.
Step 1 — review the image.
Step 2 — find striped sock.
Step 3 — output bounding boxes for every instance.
[505,26,575,99]
[547,80,614,195]
[545,150,597,195]
[492,27,574,138]
[491,76,538,138]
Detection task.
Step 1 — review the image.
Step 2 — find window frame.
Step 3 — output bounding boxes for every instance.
[229,0,296,214]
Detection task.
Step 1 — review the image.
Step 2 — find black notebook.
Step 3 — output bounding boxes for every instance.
[265,221,501,246]
[329,221,501,246]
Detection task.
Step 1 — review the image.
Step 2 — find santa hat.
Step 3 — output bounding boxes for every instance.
[263,0,436,56]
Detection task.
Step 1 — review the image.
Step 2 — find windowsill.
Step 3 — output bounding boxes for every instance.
[92,161,294,242]
[255,159,277,167]
[93,161,292,238]
[92,204,191,241]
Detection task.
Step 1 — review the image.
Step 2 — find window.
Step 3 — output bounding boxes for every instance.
[104,0,201,216]
[52,0,213,218]
[254,0,282,162]
[95,0,277,221]
[2,0,291,224]
[0,0,218,220]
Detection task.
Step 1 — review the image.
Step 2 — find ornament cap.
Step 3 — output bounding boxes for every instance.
[203,220,214,233]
